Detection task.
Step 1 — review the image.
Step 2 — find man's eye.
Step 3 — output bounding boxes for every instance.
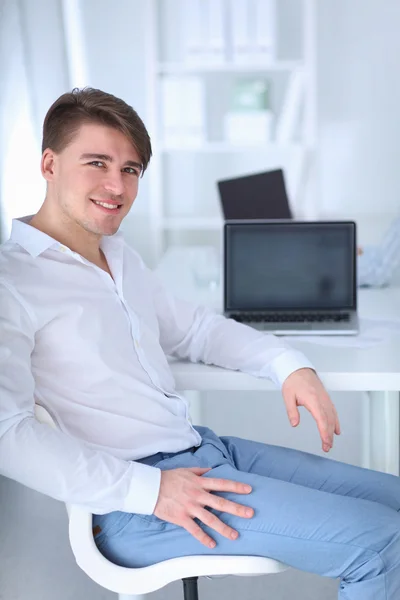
[89,161,104,168]
[123,167,139,176]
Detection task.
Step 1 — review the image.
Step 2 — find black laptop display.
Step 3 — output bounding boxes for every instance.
[218,169,292,221]
[223,220,359,335]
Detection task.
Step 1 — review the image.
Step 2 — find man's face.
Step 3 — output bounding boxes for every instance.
[43,122,143,236]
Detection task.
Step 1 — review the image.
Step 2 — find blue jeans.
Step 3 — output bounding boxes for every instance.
[93,427,400,599]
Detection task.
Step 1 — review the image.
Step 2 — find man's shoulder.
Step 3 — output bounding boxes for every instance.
[0,243,35,321]
[0,239,30,276]
[0,239,41,298]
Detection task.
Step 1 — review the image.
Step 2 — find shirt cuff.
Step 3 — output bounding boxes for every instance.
[121,461,161,515]
[260,349,315,388]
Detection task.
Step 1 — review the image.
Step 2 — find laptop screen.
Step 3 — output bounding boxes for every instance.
[218,169,292,220]
[224,221,356,311]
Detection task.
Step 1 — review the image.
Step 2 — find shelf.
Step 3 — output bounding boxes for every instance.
[160,217,223,231]
[157,61,303,75]
[158,142,305,154]
[147,1,318,262]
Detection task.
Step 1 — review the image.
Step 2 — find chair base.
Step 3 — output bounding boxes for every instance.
[183,577,199,600]
[117,578,199,599]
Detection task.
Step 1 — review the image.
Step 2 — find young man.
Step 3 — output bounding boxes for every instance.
[0,88,399,599]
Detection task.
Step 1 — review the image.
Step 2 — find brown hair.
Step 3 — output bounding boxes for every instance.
[41,87,152,174]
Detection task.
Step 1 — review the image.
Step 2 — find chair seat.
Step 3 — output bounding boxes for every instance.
[69,505,289,596]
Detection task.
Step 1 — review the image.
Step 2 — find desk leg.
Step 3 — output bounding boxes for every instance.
[184,390,202,426]
[363,391,399,475]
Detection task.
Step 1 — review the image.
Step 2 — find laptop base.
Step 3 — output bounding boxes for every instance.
[226,312,359,336]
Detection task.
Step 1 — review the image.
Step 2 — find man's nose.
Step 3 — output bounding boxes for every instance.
[103,170,124,196]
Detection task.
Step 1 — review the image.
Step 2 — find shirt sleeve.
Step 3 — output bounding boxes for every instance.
[0,281,161,515]
[358,217,400,287]
[149,270,314,388]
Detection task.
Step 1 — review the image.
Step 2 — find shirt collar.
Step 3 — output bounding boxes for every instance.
[10,215,125,258]
[10,216,59,257]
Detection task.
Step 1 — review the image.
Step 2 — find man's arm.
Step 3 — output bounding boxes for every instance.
[150,270,313,388]
[148,267,340,452]
[0,281,160,515]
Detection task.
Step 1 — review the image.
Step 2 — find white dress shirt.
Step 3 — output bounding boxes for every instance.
[0,216,313,515]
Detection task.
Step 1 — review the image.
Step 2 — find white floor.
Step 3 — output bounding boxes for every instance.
[0,474,338,600]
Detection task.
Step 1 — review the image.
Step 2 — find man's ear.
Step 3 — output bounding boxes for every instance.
[41,149,57,182]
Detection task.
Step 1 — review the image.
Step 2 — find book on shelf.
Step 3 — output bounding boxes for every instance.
[228,0,276,64]
[181,0,226,65]
[205,0,225,64]
[252,0,277,63]
[224,77,273,145]
[160,75,206,147]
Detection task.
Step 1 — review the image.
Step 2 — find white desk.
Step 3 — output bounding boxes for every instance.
[155,247,400,476]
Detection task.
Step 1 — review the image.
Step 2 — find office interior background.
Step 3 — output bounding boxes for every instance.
[0,1,399,599]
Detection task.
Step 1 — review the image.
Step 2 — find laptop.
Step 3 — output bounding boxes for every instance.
[217,169,293,220]
[224,220,359,335]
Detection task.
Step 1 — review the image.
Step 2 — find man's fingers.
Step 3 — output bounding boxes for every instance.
[206,494,254,519]
[317,415,332,441]
[282,369,341,451]
[307,404,333,448]
[196,507,239,540]
[288,410,300,427]
[333,407,341,435]
[187,467,212,476]
[301,397,335,447]
[182,517,216,548]
[201,477,252,495]
[284,393,300,426]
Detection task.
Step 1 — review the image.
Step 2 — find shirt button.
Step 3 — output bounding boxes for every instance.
[59,245,67,252]
[134,339,140,348]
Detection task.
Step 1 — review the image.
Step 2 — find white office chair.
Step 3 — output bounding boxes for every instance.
[34,404,289,599]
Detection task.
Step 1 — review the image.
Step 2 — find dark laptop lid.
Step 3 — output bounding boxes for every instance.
[217,169,292,220]
[224,220,357,312]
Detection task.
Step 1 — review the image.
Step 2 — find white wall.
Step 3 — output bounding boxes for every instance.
[317,0,400,245]
[0,0,66,239]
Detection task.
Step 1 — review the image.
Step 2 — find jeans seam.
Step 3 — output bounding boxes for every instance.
[233,521,385,563]
[233,524,388,591]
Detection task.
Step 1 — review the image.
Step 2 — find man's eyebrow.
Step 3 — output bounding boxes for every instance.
[79,153,143,170]
[125,160,143,170]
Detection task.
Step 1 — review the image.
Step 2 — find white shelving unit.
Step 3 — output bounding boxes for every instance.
[156,61,303,74]
[144,0,318,264]
[159,141,304,153]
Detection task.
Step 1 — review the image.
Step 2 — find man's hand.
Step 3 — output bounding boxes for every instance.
[153,467,254,547]
[282,368,341,452]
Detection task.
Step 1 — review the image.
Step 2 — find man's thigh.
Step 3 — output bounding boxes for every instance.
[94,462,400,584]
[221,434,400,511]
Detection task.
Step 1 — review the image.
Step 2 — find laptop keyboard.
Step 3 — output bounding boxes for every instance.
[230,312,351,323]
